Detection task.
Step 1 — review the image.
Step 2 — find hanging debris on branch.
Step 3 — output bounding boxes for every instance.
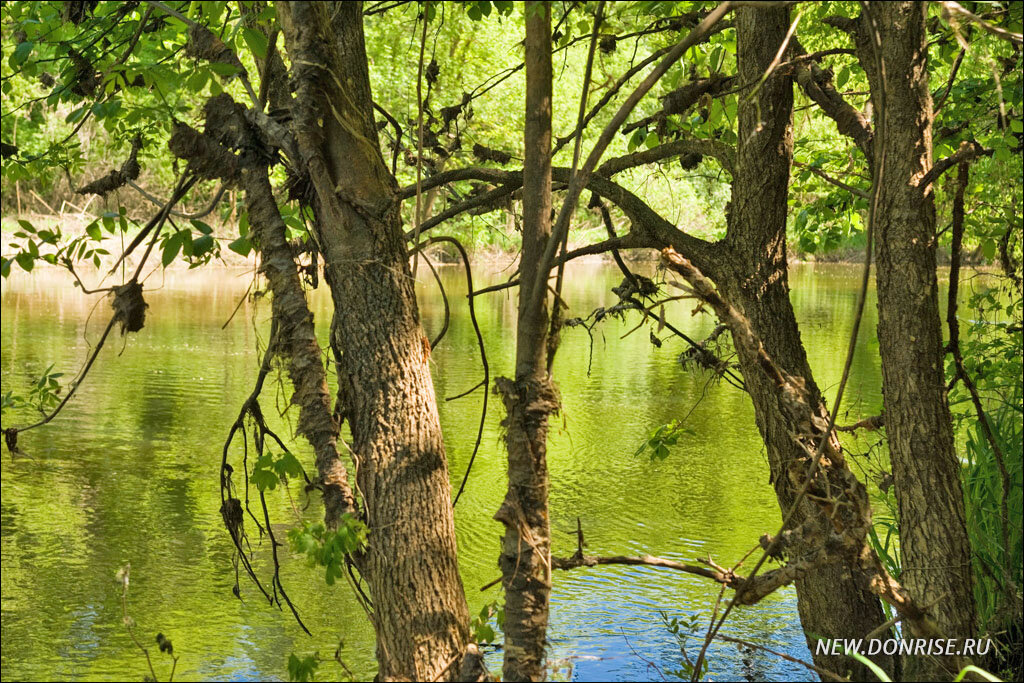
[111,280,148,334]
[76,136,143,196]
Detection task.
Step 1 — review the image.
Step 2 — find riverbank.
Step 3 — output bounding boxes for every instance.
[1,211,985,273]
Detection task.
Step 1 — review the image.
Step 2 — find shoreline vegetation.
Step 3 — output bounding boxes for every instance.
[1,210,992,268]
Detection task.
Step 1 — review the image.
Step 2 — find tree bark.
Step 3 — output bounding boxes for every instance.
[495,3,555,680]
[714,7,892,679]
[860,3,977,678]
[242,166,357,525]
[278,3,472,680]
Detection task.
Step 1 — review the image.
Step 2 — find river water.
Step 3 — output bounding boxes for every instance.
[1,260,892,681]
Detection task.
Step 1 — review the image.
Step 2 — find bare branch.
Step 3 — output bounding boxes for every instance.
[940,2,1023,45]
[598,138,735,177]
[552,553,745,588]
[919,140,991,190]
[533,2,736,314]
[793,51,873,158]
[793,161,869,198]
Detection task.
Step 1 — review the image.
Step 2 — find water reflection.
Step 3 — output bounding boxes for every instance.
[2,261,888,681]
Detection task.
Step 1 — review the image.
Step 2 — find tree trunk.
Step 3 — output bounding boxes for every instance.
[278,3,472,680]
[495,3,555,680]
[861,3,977,678]
[715,7,892,679]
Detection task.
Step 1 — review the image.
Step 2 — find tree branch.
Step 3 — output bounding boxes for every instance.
[533,2,736,314]
[552,553,744,588]
[598,138,735,177]
[399,166,720,274]
[792,51,873,158]
[793,161,869,198]
[939,2,1023,45]
[919,140,991,191]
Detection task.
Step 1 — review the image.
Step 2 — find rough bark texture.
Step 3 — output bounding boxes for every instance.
[860,3,977,678]
[715,8,891,679]
[278,3,471,680]
[495,4,555,680]
[167,96,358,527]
[242,166,357,525]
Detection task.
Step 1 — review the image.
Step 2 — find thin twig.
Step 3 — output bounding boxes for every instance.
[409,236,490,507]
[411,11,429,277]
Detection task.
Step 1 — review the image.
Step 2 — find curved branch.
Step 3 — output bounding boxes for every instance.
[793,161,869,198]
[127,180,228,219]
[552,44,674,156]
[940,2,1023,45]
[400,165,720,274]
[534,2,736,311]
[552,553,744,587]
[793,55,873,158]
[919,140,992,191]
[408,236,490,508]
[598,138,735,177]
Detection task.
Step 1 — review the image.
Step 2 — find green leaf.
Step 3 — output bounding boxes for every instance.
[11,41,34,66]
[192,233,214,257]
[241,27,269,60]
[209,61,240,77]
[250,467,278,491]
[274,451,304,479]
[65,105,88,124]
[15,252,35,273]
[710,45,725,73]
[982,239,996,261]
[287,653,319,682]
[161,233,182,267]
[836,66,850,89]
[86,223,103,241]
[843,649,892,682]
[628,128,644,153]
[185,68,209,93]
[191,219,214,235]
[952,665,1001,683]
[228,236,252,256]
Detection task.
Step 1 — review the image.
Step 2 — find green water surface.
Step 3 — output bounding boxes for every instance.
[2,260,893,681]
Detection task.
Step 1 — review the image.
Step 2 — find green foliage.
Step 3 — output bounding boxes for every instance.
[1,363,64,417]
[249,450,305,492]
[661,611,709,680]
[634,419,693,461]
[2,213,124,277]
[287,516,369,586]
[287,653,320,682]
[469,600,504,644]
[844,649,893,682]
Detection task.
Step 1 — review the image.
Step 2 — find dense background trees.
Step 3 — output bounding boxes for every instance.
[1,2,1021,681]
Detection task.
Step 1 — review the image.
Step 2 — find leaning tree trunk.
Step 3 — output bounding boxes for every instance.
[860,3,976,678]
[495,3,556,680]
[278,3,472,680]
[713,7,892,679]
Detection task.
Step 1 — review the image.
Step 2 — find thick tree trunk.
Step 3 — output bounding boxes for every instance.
[278,3,472,680]
[495,4,555,681]
[861,3,976,678]
[715,8,891,679]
